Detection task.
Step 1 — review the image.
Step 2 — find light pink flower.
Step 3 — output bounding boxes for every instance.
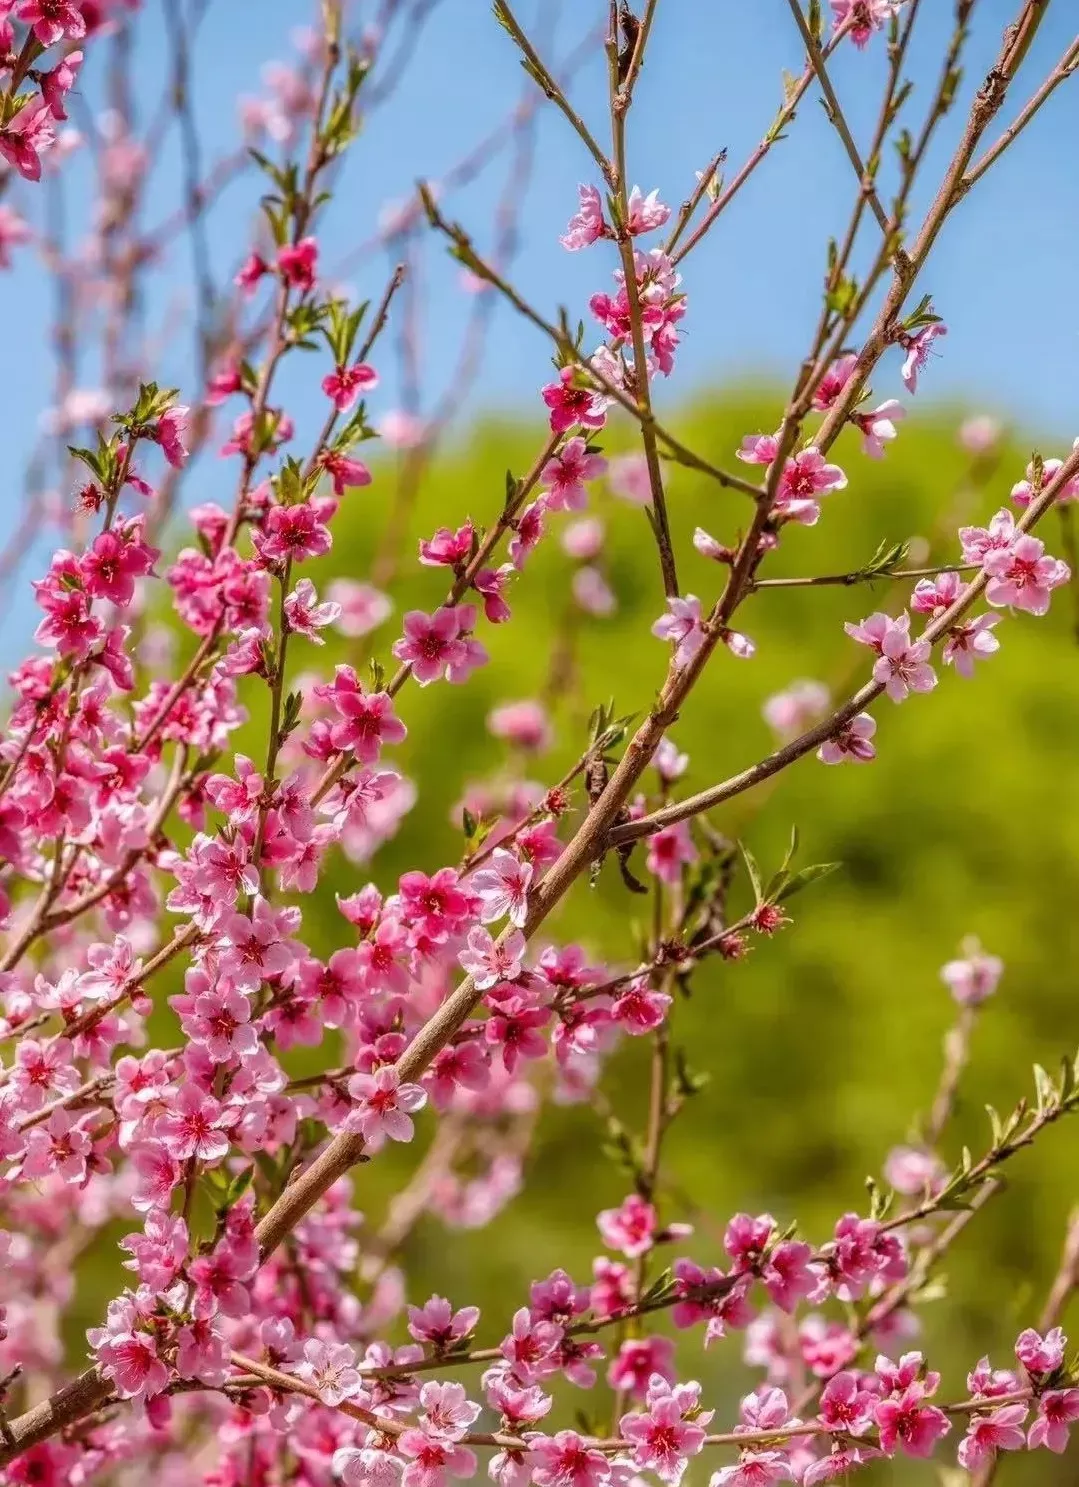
[458,926,526,989]
[560,184,607,250]
[764,680,830,736]
[941,943,1002,1006]
[293,1337,363,1405]
[817,713,876,765]
[470,848,533,928]
[870,616,937,703]
[626,186,671,235]
[854,399,905,459]
[901,322,947,393]
[957,1404,1028,1471]
[652,594,706,668]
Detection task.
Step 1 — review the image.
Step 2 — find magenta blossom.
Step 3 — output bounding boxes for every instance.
[1028,1389,1079,1452]
[540,437,607,512]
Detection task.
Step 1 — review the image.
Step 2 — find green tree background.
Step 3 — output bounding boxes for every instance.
[73,391,1079,1479]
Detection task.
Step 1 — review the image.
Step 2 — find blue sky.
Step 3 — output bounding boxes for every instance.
[1,0,1077,664]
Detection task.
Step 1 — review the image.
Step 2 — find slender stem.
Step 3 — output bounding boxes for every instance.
[785,0,890,233]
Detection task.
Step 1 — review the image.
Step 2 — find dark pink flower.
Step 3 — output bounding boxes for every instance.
[277,236,318,291]
[321,361,378,410]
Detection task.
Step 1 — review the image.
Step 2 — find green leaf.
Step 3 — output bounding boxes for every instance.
[738,840,763,906]
[777,861,841,901]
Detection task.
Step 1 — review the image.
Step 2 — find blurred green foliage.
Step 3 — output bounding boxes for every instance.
[74,392,1079,1478]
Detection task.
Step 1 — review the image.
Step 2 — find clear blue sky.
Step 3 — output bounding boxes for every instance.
[2,0,1077,664]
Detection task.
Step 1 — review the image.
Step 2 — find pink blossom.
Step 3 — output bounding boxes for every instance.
[763,680,829,736]
[0,100,55,182]
[256,501,332,564]
[817,713,876,765]
[774,448,847,525]
[333,1449,405,1487]
[900,322,947,393]
[652,594,706,667]
[710,1451,794,1486]
[17,0,87,47]
[530,1430,611,1487]
[345,1065,428,1148]
[573,566,616,616]
[318,667,407,760]
[884,1145,945,1196]
[1028,1389,1079,1452]
[830,0,901,47]
[812,353,857,411]
[957,1404,1028,1470]
[420,522,473,568]
[597,1193,656,1258]
[869,616,937,703]
[608,452,652,505]
[541,368,608,435]
[293,1337,362,1405]
[488,699,552,752]
[960,415,1001,454]
[761,1240,818,1313]
[89,1295,170,1401]
[40,49,83,120]
[620,1385,707,1482]
[277,236,318,291]
[408,1296,481,1349]
[943,612,1000,676]
[959,507,1017,564]
[327,579,392,636]
[560,184,607,250]
[319,448,372,494]
[157,1084,232,1162]
[470,848,533,929]
[646,821,698,885]
[322,361,378,410]
[940,943,1002,1006]
[853,399,905,459]
[737,432,781,466]
[458,926,526,989]
[608,1336,676,1399]
[984,533,1070,615]
[818,1372,876,1436]
[540,437,607,511]
[626,186,671,235]
[156,405,190,468]
[398,1427,475,1487]
[284,576,340,641]
[1015,1324,1065,1374]
[392,605,485,686]
[874,1384,951,1457]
